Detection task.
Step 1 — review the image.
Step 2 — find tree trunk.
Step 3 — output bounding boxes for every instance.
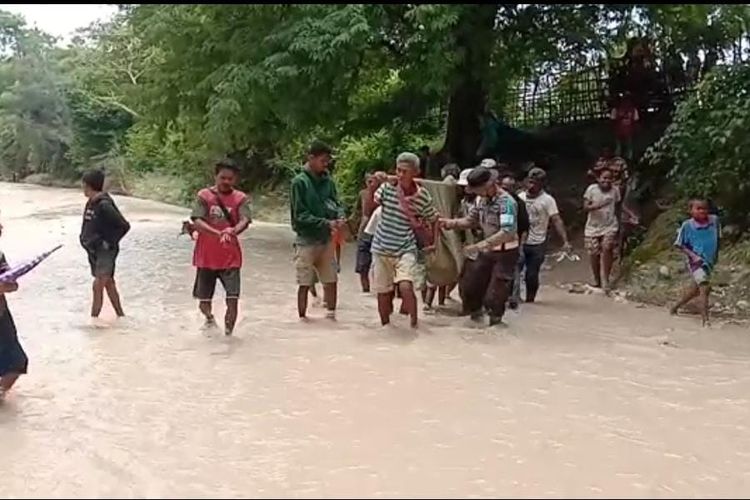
[440,4,498,171]
[442,78,487,171]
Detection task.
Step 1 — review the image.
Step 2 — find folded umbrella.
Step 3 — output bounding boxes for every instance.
[0,244,63,282]
[551,250,581,263]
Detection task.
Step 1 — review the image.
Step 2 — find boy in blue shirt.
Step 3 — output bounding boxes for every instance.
[670,198,721,326]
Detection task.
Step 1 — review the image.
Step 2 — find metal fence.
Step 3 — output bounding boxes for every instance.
[505,37,750,129]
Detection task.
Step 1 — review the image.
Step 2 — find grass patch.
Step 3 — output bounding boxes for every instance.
[128,172,189,207]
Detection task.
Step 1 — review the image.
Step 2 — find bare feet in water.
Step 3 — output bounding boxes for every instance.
[202,316,217,330]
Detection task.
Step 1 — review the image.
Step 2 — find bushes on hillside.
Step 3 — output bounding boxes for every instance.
[646,63,750,230]
[333,129,439,211]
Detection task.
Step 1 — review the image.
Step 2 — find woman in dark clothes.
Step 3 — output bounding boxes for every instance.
[0,224,27,399]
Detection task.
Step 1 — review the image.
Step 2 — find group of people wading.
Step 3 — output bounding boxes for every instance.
[0,139,720,400]
[288,141,574,329]
[178,140,654,332]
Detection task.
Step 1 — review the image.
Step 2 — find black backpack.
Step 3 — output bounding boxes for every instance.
[511,192,530,236]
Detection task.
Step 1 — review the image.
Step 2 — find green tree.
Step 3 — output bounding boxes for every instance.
[1,4,748,213]
[115,4,615,173]
[646,62,750,228]
[0,12,72,178]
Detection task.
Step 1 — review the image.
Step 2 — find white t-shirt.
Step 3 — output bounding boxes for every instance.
[584,184,620,237]
[363,206,382,236]
[518,191,559,245]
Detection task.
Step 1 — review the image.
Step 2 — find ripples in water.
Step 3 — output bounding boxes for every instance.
[1,183,750,498]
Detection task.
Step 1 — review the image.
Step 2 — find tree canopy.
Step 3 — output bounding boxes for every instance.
[0,4,747,212]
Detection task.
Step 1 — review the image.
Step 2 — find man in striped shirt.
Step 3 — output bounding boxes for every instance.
[371,152,439,328]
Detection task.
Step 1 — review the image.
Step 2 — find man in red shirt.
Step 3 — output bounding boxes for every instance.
[190,159,252,336]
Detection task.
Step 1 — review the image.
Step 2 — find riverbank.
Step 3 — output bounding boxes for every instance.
[620,206,750,321]
[19,171,292,224]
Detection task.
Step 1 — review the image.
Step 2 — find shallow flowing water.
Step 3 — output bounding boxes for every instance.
[2,182,750,498]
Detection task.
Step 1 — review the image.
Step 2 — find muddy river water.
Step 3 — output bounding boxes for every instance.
[2,183,750,498]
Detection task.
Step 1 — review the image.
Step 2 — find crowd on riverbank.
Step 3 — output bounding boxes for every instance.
[0,141,721,400]
[288,141,719,331]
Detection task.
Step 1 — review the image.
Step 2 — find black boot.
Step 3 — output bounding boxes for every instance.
[488,315,505,327]
[470,310,485,323]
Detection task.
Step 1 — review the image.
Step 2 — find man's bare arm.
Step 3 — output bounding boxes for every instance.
[231,199,252,235]
[190,197,223,236]
[232,216,251,235]
[675,243,702,264]
[551,214,570,247]
[193,218,222,237]
[472,230,516,251]
[442,216,477,231]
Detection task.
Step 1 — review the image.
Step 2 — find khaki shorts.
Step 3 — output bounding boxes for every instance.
[294,242,337,286]
[585,232,618,256]
[372,252,419,293]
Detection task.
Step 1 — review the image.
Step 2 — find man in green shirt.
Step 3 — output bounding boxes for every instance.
[290,141,345,320]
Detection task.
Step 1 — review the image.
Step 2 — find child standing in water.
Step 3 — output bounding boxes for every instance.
[0,222,27,400]
[670,198,721,326]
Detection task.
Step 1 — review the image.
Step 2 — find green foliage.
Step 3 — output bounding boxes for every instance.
[646,63,750,226]
[0,4,748,214]
[334,129,439,210]
[64,86,133,170]
[0,28,72,178]
[0,11,137,179]
[626,205,685,266]
[637,5,750,53]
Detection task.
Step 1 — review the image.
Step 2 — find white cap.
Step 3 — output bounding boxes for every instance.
[480,158,497,169]
[457,168,473,186]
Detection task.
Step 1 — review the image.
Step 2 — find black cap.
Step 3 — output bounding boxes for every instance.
[466,167,498,193]
[527,166,547,182]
